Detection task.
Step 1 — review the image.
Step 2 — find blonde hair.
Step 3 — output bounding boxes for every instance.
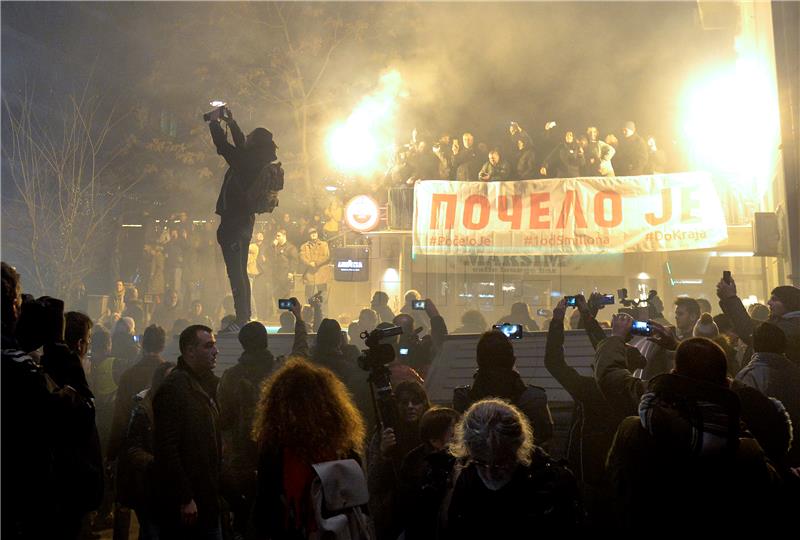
[252,357,366,462]
[449,398,534,466]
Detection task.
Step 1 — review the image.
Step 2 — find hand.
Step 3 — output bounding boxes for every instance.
[553,298,567,321]
[716,277,737,300]
[586,292,605,317]
[289,297,302,320]
[611,313,633,338]
[539,167,547,176]
[380,428,397,456]
[575,294,589,314]
[424,298,440,319]
[180,499,198,527]
[646,320,679,351]
[287,273,293,281]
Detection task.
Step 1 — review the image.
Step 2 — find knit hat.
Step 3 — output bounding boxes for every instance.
[693,313,719,338]
[771,285,800,313]
[753,322,786,354]
[238,321,268,352]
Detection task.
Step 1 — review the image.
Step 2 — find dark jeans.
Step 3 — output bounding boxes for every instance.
[217,215,255,324]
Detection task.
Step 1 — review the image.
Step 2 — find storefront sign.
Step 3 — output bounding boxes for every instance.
[412,173,728,255]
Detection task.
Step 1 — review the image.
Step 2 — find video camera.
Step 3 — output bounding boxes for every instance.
[358,325,403,431]
[618,288,663,321]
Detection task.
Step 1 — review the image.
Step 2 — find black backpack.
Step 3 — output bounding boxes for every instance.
[248,161,285,214]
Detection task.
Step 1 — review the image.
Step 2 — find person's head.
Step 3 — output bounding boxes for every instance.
[114,316,135,336]
[586,126,599,142]
[673,337,728,386]
[279,311,295,329]
[462,132,474,148]
[91,325,112,358]
[713,313,737,341]
[450,399,533,491]
[564,130,574,144]
[394,380,431,425]
[748,302,770,322]
[692,313,719,339]
[65,311,93,360]
[245,127,277,158]
[488,149,500,166]
[509,121,520,135]
[239,321,269,353]
[753,322,786,355]
[115,280,125,295]
[460,310,487,332]
[126,286,139,302]
[404,289,421,306]
[167,289,179,307]
[282,212,291,223]
[509,302,531,321]
[420,407,460,450]
[149,361,175,398]
[476,330,515,370]
[142,324,166,355]
[371,291,389,308]
[674,297,701,334]
[393,314,415,337]
[255,232,265,244]
[622,120,636,138]
[308,228,319,242]
[1,262,22,334]
[647,136,658,151]
[357,308,378,333]
[768,285,800,319]
[191,300,203,316]
[275,229,287,245]
[253,357,365,462]
[605,133,619,147]
[179,325,217,374]
[696,297,712,316]
[316,318,343,351]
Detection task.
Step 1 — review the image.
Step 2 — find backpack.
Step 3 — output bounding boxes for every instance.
[248,161,285,214]
[309,459,373,540]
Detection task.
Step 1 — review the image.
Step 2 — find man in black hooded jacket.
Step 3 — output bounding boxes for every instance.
[209,108,279,331]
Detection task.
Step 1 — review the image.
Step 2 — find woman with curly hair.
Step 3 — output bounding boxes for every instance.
[251,357,366,539]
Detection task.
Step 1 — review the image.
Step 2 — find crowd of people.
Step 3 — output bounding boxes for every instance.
[4,257,800,538]
[384,119,667,186]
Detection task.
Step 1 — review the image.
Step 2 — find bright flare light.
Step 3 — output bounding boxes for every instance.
[326,70,404,177]
[680,54,781,196]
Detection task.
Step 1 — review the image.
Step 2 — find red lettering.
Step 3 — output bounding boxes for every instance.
[556,190,588,229]
[430,193,457,229]
[498,195,522,229]
[463,194,490,230]
[529,193,550,229]
[645,188,672,226]
[594,190,622,228]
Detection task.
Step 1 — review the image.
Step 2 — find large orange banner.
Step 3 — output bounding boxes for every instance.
[412,173,728,255]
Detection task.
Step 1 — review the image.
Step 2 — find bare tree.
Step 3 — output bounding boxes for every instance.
[2,86,140,304]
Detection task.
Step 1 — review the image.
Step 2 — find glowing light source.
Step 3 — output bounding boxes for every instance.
[326,70,404,177]
[708,251,755,257]
[345,195,380,232]
[637,272,651,280]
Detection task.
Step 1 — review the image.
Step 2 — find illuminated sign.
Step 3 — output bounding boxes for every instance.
[337,259,364,271]
[345,195,380,232]
[333,247,370,282]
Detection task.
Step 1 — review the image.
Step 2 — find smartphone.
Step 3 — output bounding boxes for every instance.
[492,323,523,340]
[723,270,732,285]
[133,335,141,343]
[399,347,409,356]
[565,296,577,307]
[412,300,427,310]
[278,298,294,310]
[536,308,551,317]
[598,293,615,305]
[630,320,653,337]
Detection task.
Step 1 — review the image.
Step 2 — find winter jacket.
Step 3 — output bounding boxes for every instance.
[613,133,649,176]
[453,146,481,182]
[453,369,554,444]
[478,159,511,181]
[542,142,583,178]
[736,351,800,466]
[595,336,648,418]
[299,239,332,286]
[719,295,800,367]
[582,140,615,176]
[447,447,583,535]
[605,373,781,531]
[119,391,155,509]
[152,358,222,529]
[397,443,455,540]
[516,148,538,180]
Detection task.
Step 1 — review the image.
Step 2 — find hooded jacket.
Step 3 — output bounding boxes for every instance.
[719,295,800,367]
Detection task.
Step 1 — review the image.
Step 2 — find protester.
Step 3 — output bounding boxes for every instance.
[252,358,367,539]
[299,227,332,303]
[153,324,222,538]
[446,399,582,535]
[453,329,554,444]
[371,290,396,323]
[495,301,540,331]
[454,309,488,334]
[392,298,447,378]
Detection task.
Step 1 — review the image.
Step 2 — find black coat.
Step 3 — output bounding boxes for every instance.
[614,133,649,176]
[153,359,222,528]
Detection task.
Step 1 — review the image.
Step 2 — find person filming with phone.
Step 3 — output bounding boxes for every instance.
[207,103,283,333]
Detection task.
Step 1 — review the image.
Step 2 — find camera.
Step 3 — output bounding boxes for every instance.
[358,325,404,432]
[203,100,228,122]
[630,320,653,337]
[308,291,324,305]
[591,293,615,307]
[412,300,427,310]
[493,323,523,340]
[723,270,732,285]
[278,298,295,310]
